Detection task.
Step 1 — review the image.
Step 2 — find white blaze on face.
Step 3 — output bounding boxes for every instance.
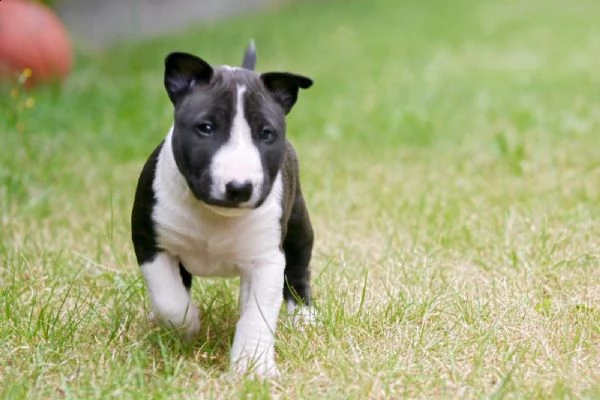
[210,85,264,207]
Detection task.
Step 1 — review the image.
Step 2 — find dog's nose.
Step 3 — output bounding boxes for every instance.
[225,181,253,203]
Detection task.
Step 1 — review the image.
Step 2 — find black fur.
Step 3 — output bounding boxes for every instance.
[131,142,163,266]
[179,262,193,290]
[281,143,313,305]
[261,72,313,115]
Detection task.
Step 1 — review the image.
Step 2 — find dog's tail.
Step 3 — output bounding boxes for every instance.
[241,40,257,70]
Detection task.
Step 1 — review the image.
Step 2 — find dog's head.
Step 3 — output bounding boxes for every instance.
[164,44,312,216]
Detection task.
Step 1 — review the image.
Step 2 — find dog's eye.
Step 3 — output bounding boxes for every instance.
[259,128,276,143]
[196,123,214,137]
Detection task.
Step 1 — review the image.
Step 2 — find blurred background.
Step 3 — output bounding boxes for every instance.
[54,0,283,47]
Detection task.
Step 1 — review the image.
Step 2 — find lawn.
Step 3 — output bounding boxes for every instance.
[1,0,600,398]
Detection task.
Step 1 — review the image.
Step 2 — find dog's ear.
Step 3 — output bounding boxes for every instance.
[164,52,213,104]
[260,72,313,114]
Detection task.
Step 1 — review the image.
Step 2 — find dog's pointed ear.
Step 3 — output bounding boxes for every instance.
[164,52,213,104]
[260,72,313,114]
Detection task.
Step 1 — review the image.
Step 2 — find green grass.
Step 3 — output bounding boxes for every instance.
[2,0,600,398]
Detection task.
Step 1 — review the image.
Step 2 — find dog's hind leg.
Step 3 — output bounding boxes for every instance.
[282,191,315,323]
[141,252,200,342]
[179,261,193,291]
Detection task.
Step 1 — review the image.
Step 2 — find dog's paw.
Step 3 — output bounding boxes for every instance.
[286,300,318,326]
[148,305,201,343]
[148,311,157,323]
[181,305,201,343]
[231,354,280,380]
[230,343,279,380]
[292,306,318,326]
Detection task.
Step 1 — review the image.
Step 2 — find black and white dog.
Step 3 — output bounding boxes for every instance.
[131,42,314,378]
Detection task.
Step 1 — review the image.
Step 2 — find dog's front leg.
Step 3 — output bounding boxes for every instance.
[141,252,200,342]
[231,253,285,379]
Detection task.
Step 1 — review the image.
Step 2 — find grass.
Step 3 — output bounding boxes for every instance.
[2,0,600,397]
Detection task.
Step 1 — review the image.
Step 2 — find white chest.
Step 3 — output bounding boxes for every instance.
[153,201,282,277]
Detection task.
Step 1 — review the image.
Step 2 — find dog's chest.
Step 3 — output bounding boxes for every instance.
[152,183,283,278]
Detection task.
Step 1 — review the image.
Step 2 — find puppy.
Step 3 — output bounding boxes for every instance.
[131,42,314,378]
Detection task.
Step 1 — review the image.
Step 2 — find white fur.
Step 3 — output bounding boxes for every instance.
[141,253,200,341]
[218,65,243,71]
[209,85,264,207]
[286,300,318,325]
[231,259,284,377]
[146,129,285,377]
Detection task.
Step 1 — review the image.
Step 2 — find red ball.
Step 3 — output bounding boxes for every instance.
[0,0,73,87]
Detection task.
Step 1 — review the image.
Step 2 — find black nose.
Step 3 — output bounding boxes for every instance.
[225,181,253,203]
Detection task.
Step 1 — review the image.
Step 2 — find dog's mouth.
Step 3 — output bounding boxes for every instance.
[203,203,253,217]
[191,191,256,217]
[202,197,254,209]
[200,198,255,217]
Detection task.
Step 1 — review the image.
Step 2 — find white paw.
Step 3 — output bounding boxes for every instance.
[287,301,318,326]
[231,352,280,380]
[149,304,201,343]
[148,311,157,323]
